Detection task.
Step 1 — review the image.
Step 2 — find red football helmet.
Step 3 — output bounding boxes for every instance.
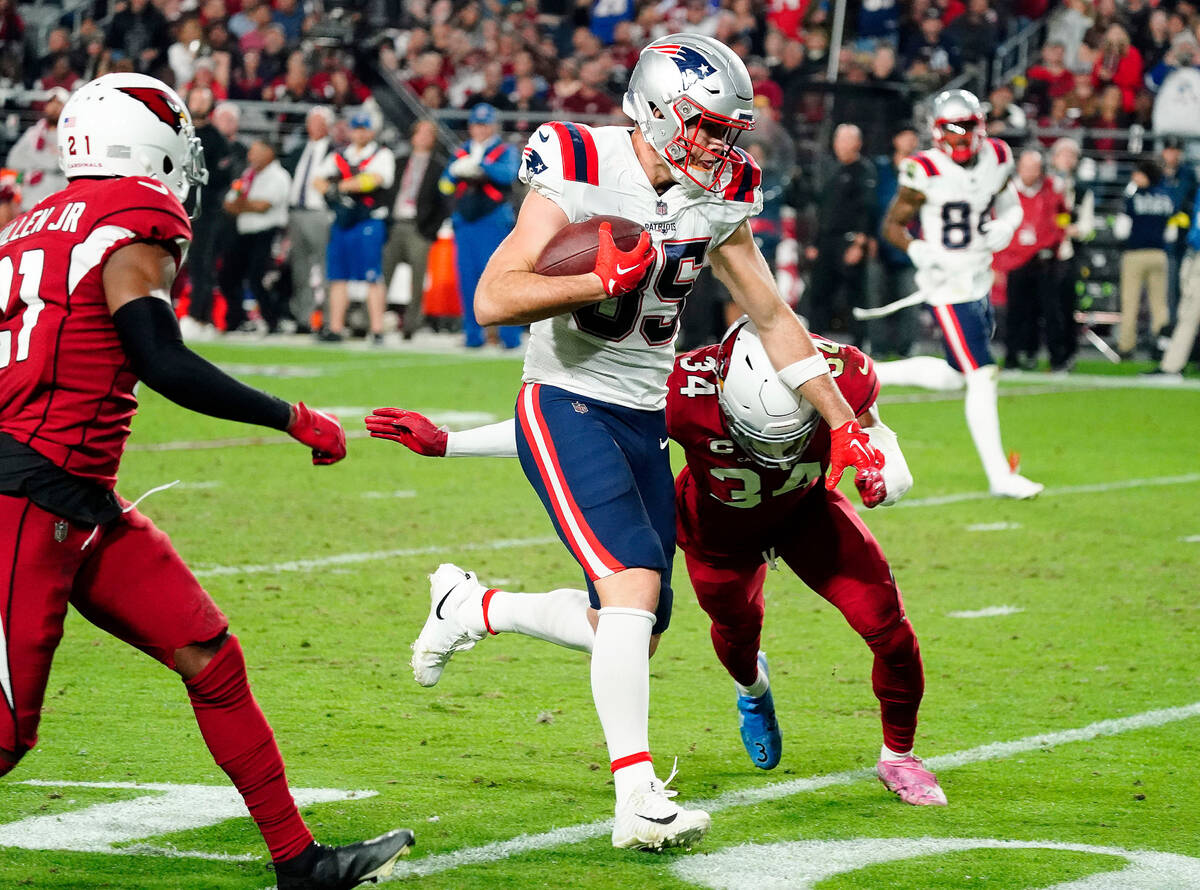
[930,89,985,165]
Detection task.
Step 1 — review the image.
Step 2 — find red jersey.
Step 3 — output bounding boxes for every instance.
[666,338,880,562]
[0,177,191,488]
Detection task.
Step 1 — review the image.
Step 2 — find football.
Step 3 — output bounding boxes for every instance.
[533,215,646,277]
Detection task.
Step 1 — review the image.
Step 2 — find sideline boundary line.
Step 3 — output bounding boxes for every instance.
[384,700,1200,879]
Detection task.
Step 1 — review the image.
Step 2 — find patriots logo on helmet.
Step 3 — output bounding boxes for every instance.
[523,147,548,175]
[116,86,187,134]
[651,44,717,89]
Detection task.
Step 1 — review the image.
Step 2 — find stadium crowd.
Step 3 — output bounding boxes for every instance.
[0,0,1196,370]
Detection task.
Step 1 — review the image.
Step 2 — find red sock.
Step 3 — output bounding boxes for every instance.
[185,635,313,862]
[865,619,924,754]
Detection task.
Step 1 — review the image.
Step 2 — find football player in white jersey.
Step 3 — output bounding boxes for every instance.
[403,34,885,852]
[879,89,1043,499]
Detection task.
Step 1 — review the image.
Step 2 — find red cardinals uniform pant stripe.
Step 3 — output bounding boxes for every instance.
[684,487,924,753]
[0,494,313,861]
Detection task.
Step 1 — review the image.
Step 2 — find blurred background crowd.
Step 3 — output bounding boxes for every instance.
[0,0,1196,372]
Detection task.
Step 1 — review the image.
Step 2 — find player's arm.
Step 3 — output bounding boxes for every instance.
[707,221,884,493]
[365,409,518,458]
[858,405,913,507]
[473,190,652,326]
[980,177,1023,252]
[882,185,927,256]
[103,242,346,465]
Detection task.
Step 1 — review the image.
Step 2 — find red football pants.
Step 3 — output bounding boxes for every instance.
[684,486,925,754]
[0,494,312,861]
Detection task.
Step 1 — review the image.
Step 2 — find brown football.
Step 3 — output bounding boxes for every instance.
[533,215,646,277]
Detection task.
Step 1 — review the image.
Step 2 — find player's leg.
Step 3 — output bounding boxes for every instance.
[684,550,781,769]
[779,488,945,805]
[71,506,413,881]
[933,299,1042,498]
[453,218,485,348]
[0,496,84,776]
[872,354,965,391]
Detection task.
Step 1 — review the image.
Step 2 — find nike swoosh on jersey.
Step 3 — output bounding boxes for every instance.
[659,438,669,450]
[538,130,550,142]
[634,812,678,825]
[137,179,170,195]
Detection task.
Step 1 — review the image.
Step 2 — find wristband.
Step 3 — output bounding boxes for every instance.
[777,353,829,390]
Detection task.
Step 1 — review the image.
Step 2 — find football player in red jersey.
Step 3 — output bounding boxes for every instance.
[0,74,413,887]
[366,320,948,807]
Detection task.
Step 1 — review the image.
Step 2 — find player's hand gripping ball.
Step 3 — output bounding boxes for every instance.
[534,215,653,296]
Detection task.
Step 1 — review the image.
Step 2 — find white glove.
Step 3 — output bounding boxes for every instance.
[980,219,1016,252]
[468,141,487,163]
[905,238,936,268]
[449,156,483,179]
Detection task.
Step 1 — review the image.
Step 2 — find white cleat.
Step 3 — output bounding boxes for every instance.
[989,473,1044,500]
[410,563,485,687]
[612,771,711,852]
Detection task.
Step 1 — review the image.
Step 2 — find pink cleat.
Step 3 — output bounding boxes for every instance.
[876,755,948,806]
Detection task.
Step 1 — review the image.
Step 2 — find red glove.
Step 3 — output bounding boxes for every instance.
[288,402,346,465]
[826,419,885,497]
[854,465,888,509]
[593,222,654,296]
[364,408,448,456]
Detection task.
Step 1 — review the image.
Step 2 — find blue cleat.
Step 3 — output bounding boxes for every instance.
[735,651,782,770]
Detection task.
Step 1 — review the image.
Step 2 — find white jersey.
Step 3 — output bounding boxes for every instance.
[519,123,762,410]
[899,139,1014,305]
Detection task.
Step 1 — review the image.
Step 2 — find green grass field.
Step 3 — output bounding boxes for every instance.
[2,340,1198,889]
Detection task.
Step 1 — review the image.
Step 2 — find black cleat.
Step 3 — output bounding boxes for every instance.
[274,828,415,890]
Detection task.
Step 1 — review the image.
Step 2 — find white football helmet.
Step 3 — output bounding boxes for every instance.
[57,73,207,203]
[717,317,819,468]
[623,33,755,193]
[930,88,985,165]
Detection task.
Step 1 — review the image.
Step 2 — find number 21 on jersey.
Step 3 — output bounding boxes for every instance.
[0,248,46,368]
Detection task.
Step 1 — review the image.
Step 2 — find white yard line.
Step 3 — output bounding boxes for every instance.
[894,473,1200,509]
[192,535,561,578]
[384,700,1200,880]
[965,522,1022,532]
[1180,535,1200,543]
[947,605,1025,618]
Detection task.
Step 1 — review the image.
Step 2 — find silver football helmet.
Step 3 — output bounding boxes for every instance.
[929,88,985,165]
[623,33,755,193]
[717,317,819,468]
[58,73,208,202]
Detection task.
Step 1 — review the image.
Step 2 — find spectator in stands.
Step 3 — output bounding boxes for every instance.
[36,54,83,95]
[0,0,24,83]
[1146,180,1200,378]
[238,3,274,53]
[1160,136,1197,323]
[558,58,618,115]
[468,60,516,111]
[274,0,308,44]
[313,111,396,344]
[998,150,1070,371]
[186,57,228,101]
[408,51,449,96]
[747,56,784,112]
[871,124,921,358]
[1047,0,1096,73]
[902,9,960,80]
[948,0,1002,70]
[1138,9,1172,73]
[857,0,901,48]
[258,26,291,85]
[439,102,522,349]
[384,120,449,340]
[229,49,266,100]
[1115,160,1176,359]
[106,0,171,75]
[219,139,292,333]
[804,123,877,343]
[1091,24,1144,113]
[180,88,235,341]
[168,16,203,88]
[1084,84,1129,152]
[283,106,335,335]
[6,88,68,207]
[986,83,1028,138]
[0,181,19,227]
[266,55,315,103]
[590,0,635,46]
[1146,33,1200,93]
[1026,41,1076,112]
[510,74,551,129]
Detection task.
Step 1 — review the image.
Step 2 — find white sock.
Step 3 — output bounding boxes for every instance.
[963,366,1011,484]
[592,606,656,803]
[471,587,595,652]
[880,744,913,761]
[874,356,965,392]
[735,665,769,698]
